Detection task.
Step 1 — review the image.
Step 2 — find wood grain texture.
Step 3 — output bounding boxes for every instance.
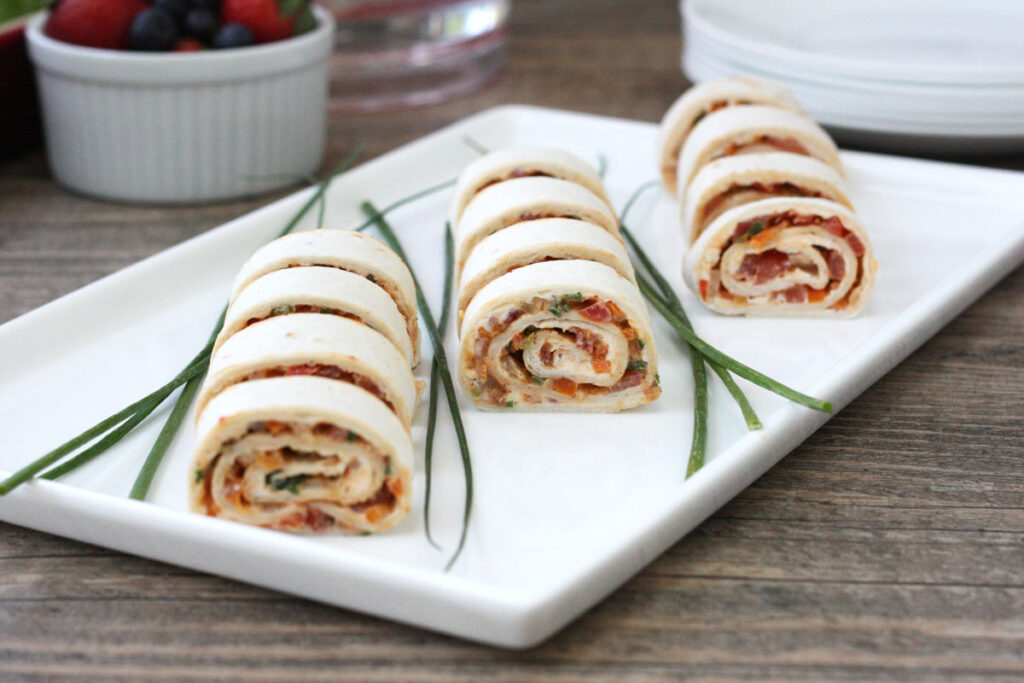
[1,0,1023,679]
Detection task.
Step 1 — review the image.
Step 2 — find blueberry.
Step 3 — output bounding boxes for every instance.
[128,8,179,51]
[183,8,219,44]
[212,22,254,49]
[191,0,221,13]
[152,0,188,22]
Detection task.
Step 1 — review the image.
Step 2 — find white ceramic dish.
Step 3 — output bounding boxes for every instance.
[685,0,1024,85]
[683,54,1024,154]
[25,8,334,204]
[1,106,1023,648]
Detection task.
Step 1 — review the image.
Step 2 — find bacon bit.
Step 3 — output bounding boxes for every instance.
[783,285,808,303]
[699,279,709,299]
[807,288,828,303]
[306,507,335,532]
[504,309,524,326]
[610,369,644,391]
[312,422,349,441]
[821,216,845,236]
[551,377,577,396]
[263,420,290,436]
[723,142,739,156]
[579,301,611,322]
[763,136,809,155]
[827,250,846,280]
[846,233,866,257]
[294,304,319,313]
[592,359,612,374]
[739,249,790,284]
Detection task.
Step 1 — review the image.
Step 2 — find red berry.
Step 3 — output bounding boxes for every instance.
[174,38,205,52]
[220,0,305,43]
[45,0,149,50]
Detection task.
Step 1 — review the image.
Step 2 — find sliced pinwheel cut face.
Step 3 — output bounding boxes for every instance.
[685,197,876,317]
[199,314,417,429]
[683,152,852,245]
[676,105,843,193]
[657,76,803,196]
[457,218,636,327]
[229,230,420,366]
[450,147,614,224]
[454,176,620,278]
[459,260,660,412]
[216,266,415,365]
[191,376,413,534]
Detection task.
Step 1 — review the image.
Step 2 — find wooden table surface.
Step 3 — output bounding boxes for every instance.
[2,1,1023,679]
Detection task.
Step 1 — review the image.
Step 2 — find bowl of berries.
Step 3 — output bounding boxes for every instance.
[25,0,334,203]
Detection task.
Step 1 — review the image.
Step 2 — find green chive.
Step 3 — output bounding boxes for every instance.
[360,202,474,572]
[422,223,455,552]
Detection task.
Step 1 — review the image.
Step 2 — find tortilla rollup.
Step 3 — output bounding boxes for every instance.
[457,218,635,325]
[676,105,843,192]
[685,197,876,317]
[191,376,413,534]
[459,260,660,412]
[215,266,415,365]
[454,176,620,278]
[198,314,417,429]
[683,152,852,245]
[230,230,420,365]
[450,148,613,224]
[657,76,802,195]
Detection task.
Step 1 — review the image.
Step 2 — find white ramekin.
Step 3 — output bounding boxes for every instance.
[25,8,334,204]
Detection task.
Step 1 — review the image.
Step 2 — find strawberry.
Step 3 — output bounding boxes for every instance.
[45,0,149,49]
[220,0,313,44]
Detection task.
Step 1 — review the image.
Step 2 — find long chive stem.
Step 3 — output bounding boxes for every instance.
[686,339,709,476]
[125,150,364,501]
[43,356,207,481]
[636,275,831,413]
[422,223,455,551]
[0,347,210,495]
[620,225,763,430]
[352,179,456,233]
[360,202,473,571]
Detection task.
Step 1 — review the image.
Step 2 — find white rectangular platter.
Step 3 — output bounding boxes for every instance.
[2,106,1023,648]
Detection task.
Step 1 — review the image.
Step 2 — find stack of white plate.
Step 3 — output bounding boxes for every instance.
[682,0,1024,154]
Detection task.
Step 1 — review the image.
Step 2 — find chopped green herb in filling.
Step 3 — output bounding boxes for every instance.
[562,292,584,302]
[269,304,295,317]
[627,360,648,372]
[530,376,545,385]
[194,468,205,483]
[266,469,308,495]
[742,221,765,241]
[504,400,515,408]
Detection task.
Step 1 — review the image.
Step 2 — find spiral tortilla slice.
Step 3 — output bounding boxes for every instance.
[657,76,803,195]
[215,266,415,365]
[230,230,420,365]
[198,313,417,429]
[683,152,852,245]
[459,260,660,412]
[454,176,620,278]
[676,105,843,193]
[191,376,413,534]
[685,197,876,317]
[457,218,635,325]
[450,147,614,224]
